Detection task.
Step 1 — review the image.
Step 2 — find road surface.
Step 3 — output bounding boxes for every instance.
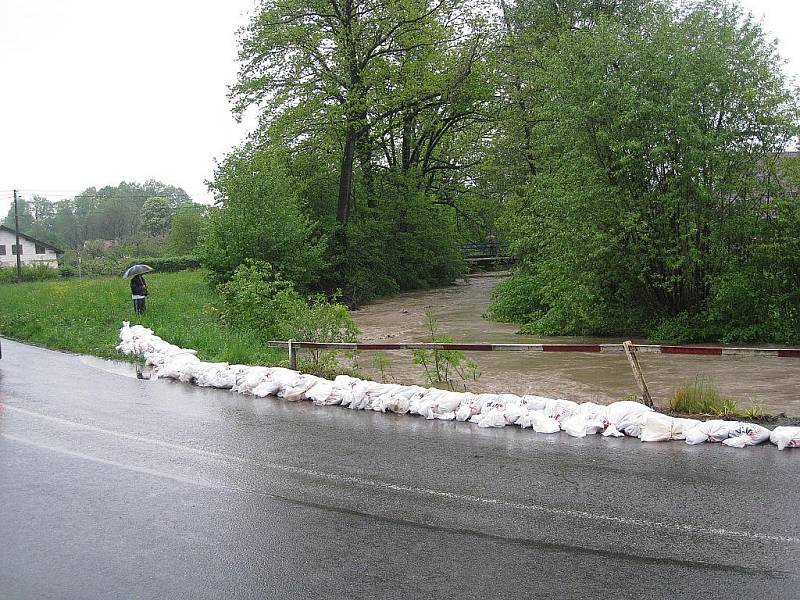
[1,339,798,599]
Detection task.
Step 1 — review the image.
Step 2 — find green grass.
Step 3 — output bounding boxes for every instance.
[0,270,284,365]
[669,375,765,418]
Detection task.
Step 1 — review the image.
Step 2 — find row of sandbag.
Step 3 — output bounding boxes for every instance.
[117,322,800,450]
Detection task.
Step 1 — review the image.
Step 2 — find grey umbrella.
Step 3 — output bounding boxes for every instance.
[122,264,154,278]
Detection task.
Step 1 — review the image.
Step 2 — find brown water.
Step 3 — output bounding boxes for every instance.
[351,274,800,415]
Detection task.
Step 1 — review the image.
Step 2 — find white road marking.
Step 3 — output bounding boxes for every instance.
[2,402,798,545]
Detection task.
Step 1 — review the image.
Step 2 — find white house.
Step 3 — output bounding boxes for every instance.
[0,226,61,269]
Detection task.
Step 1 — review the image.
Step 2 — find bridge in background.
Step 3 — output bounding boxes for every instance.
[458,241,514,268]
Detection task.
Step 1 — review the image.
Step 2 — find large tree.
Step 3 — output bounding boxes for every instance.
[233,0,491,224]
[498,0,799,334]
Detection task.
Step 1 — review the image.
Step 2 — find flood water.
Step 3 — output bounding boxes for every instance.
[351,274,800,415]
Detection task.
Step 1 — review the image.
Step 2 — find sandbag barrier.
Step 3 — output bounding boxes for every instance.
[117,323,800,451]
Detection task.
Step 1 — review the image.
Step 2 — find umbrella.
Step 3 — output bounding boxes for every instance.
[122,264,154,278]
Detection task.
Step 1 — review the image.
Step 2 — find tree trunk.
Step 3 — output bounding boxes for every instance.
[337,127,358,224]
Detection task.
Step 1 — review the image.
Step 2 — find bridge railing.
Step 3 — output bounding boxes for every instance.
[458,241,510,257]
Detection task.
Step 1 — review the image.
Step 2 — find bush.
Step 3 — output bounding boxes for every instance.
[0,265,61,283]
[486,274,546,323]
[326,180,466,306]
[59,265,78,278]
[124,256,201,273]
[202,148,327,288]
[219,260,359,374]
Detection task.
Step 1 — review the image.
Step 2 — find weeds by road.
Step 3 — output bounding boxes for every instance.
[0,270,283,365]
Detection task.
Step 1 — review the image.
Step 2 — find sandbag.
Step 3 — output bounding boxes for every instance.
[684,420,738,445]
[639,413,701,442]
[721,422,771,447]
[769,426,800,450]
[517,411,561,433]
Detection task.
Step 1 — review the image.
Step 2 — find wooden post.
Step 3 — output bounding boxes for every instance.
[288,339,297,370]
[623,341,654,408]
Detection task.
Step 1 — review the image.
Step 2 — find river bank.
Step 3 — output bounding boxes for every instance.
[351,274,800,416]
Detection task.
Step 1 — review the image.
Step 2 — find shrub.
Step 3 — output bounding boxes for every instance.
[219,260,359,375]
[0,265,61,283]
[125,256,201,273]
[486,274,545,323]
[202,148,327,288]
[59,265,78,278]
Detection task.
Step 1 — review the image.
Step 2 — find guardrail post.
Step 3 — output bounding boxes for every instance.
[288,339,297,370]
[623,341,653,408]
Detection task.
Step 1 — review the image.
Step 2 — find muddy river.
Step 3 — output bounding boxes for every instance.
[351,274,800,415]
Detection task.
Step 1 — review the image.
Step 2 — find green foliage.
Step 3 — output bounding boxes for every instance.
[371,352,396,383]
[0,271,284,365]
[494,1,800,342]
[411,311,480,391]
[75,255,200,277]
[219,260,359,375]
[0,265,61,284]
[328,180,467,305]
[202,148,327,288]
[139,196,173,236]
[167,206,206,255]
[125,256,201,273]
[485,274,545,323]
[669,376,768,418]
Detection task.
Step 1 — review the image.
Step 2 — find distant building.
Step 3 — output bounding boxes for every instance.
[0,226,62,269]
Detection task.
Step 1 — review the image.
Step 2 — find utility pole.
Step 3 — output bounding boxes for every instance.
[13,189,22,282]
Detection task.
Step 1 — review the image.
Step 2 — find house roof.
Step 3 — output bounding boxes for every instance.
[0,225,64,253]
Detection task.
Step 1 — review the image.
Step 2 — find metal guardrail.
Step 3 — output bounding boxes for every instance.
[266,340,800,357]
[267,340,800,408]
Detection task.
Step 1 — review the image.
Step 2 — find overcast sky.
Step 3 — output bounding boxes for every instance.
[0,0,798,217]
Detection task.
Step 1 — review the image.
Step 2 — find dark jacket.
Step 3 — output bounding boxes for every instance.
[131,275,148,296]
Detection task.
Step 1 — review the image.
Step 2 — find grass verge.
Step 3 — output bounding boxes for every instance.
[0,270,284,365]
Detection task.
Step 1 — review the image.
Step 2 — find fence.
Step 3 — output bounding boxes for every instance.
[266,340,800,408]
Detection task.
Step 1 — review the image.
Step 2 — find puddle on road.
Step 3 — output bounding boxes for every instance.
[350,274,800,415]
[79,355,144,380]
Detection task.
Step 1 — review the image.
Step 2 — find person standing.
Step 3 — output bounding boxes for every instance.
[131,274,148,314]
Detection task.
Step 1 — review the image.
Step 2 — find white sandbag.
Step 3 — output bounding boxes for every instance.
[250,368,301,398]
[232,367,274,394]
[471,408,508,428]
[684,420,738,445]
[283,374,324,401]
[306,379,334,404]
[722,435,750,448]
[770,426,800,450]
[722,422,771,447]
[502,401,528,425]
[520,395,552,411]
[561,413,606,438]
[603,401,653,437]
[376,385,423,414]
[454,394,498,421]
[544,399,579,422]
[517,411,561,433]
[193,363,242,389]
[639,413,701,442]
[602,423,624,437]
[156,351,201,380]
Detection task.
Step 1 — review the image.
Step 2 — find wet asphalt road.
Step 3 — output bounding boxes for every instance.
[0,339,798,599]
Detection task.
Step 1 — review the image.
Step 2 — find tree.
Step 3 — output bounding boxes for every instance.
[167,205,206,254]
[139,196,173,236]
[233,0,490,225]
[2,197,34,231]
[497,0,799,335]
[202,148,327,287]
